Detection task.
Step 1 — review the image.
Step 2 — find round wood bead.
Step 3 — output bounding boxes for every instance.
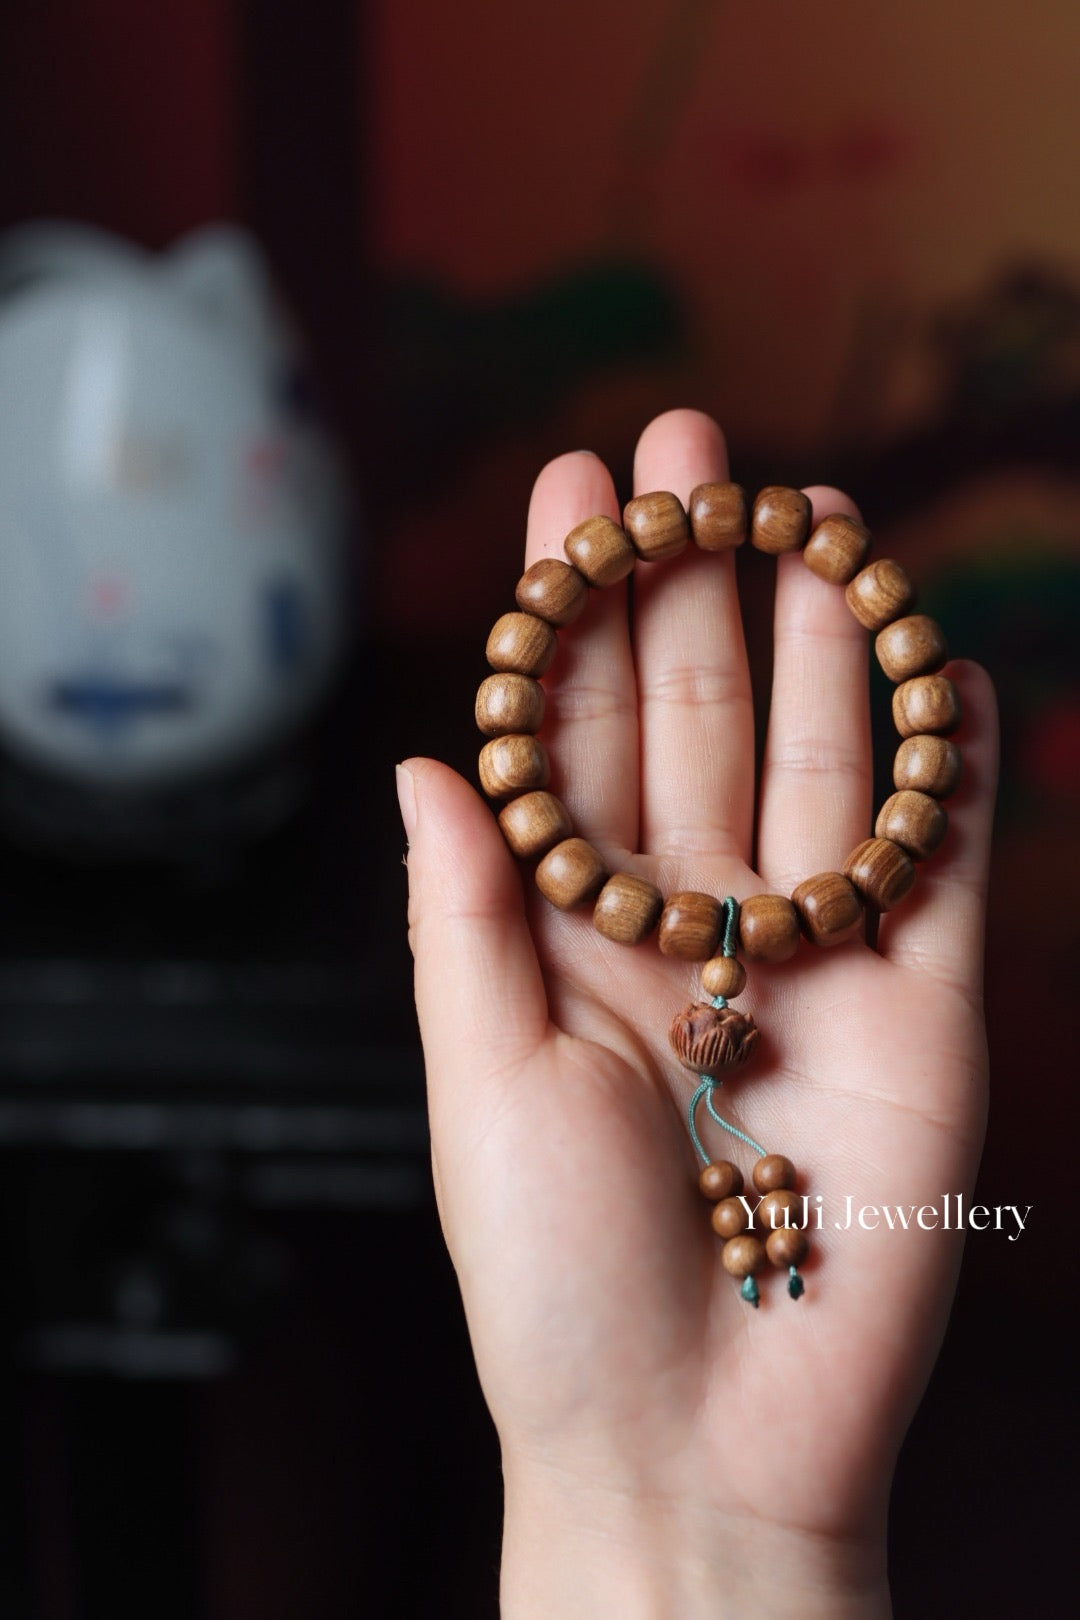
[757,1187,804,1231]
[750,486,811,554]
[875,790,948,861]
[803,513,871,585]
[515,557,588,627]
[658,891,723,960]
[845,558,915,631]
[478,734,551,799]
[843,836,917,911]
[592,872,664,944]
[766,1227,809,1269]
[475,673,545,736]
[893,734,962,799]
[485,611,558,677]
[711,1197,750,1240]
[623,491,690,561]
[700,956,746,999]
[698,1160,743,1202]
[688,482,746,551]
[535,838,608,910]
[721,1233,766,1278]
[892,675,961,738]
[564,515,635,587]
[753,1154,796,1193]
[738,894,800,963]
[791,871,864,947]
[875,614,947,683]
[497,791,573,860]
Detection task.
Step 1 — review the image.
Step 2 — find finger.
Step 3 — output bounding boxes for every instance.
[876,661,999,989]
[631,409,755,860]
[524,451,638,855]
[757,487,873,892]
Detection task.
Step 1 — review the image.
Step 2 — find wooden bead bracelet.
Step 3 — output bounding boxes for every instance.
[475,481,962,1306]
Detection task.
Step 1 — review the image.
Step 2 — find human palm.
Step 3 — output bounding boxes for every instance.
[401,410,996,1615]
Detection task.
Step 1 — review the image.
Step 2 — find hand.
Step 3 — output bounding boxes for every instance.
[398,410,997,1618]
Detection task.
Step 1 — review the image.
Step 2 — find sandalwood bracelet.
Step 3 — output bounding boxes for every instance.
[474,481,961,1306]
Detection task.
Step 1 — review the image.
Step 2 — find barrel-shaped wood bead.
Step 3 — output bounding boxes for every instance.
[791,871,864,947]
[738,894,800,963]
[658,891,723,960]
[843,836,917,911]
[564,515,635,586]
[476,673,545,736]
[875,614,947,683]
[757,1188,803,1231]
[893,675,961,738]
[478,734,550,799]
[593,872,664,944]
[485,611,558,677]
[803,514,871,584]
[875,791,947,860]
[721,1233,766,1278]
[711,1197,750,1240]
[700,956,746,999]
[535,838,608,909]
[893,734,962,798]
[699,1161,743,1201]
[623,491,690,561]
[753,1154,796,1193]
[751,486,812,554]
[515,557,589,626]
[688,482,746,551]
[766,1227,809,1268]
[845,558,915,631]
[497,791,573,860]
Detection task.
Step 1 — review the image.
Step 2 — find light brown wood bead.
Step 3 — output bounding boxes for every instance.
[721,1233,766,1278]
[700,956,746,999]
[475,673,545,736]
[845,558,915,631]
[753,1154,796,1193]
[658,890,723,960]
[515,557,588,627]
[766,1227,809,1269]
[738,894,800,963]
[875,790,948,861]
[485,611,558,677]
[791,871,864,947]
[757,1187,804,1231]
[497,791,573,860]
[478,734,550,799]
[711,1197,750,1240]
[750,486,812,554]
[623,491,690,561]
[592,873,664,944]
[803,513,871,585]
[689,482,746,551]
[843,836,917,911]
[893,734,962,799]
[564,515,635,587]
[875,614,947,683]
[698,1161,743,1201]
[535,838,608,909]
[892,674,961,738]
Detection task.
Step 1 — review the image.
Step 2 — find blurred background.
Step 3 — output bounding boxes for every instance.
[0,0,1076,1614]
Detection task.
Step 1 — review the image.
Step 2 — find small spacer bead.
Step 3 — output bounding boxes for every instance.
[515,557,589,627]
[592,872,664,944]
[688,482,746,551]
[803,513,871,585]
[750,486,812,554]
[711,1197,750,1240]
[843,836,917,911]
[497,791,573,860]
[738,894,800,963]
[564,515,636,587]
[475,673,545,736]
[721,1233,767,1278]
[700,956,746,999]
[845,558,915,631]
[766,1227,809,1269]
[485,611,558,677]
[893,674,961,738]
[478,734,551,800]
[757,1187,804,1231]
[658,891,723,960]
[893,734,962,799]
[535,838,608,910]
[791,871,864,947]
[698,1161,743,1202]
[875,790,948,861]
[875,614,948,683]
[753,1154,796,1193]
[623,491,690,561]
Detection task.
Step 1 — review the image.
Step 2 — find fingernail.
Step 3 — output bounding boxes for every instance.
[395,762,417,840]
